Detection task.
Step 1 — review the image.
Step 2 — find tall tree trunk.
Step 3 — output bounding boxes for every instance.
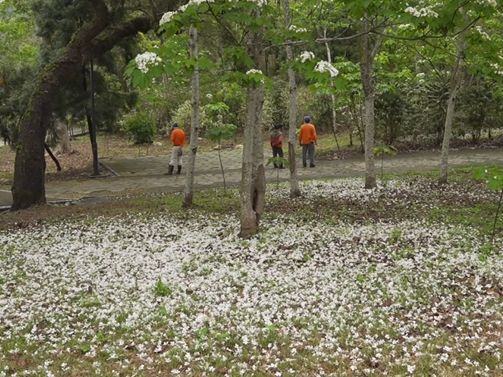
[183,25,200,207]
[439,36,465,184]
[360,16,380,189]
[349,94,365,153]
[240,30,266,238]
[10,1,160,210]
[88,59,100,177]
[82,60,100,177]
[240,84,266,238]
[283,0,301,198]
[324,28,341,153]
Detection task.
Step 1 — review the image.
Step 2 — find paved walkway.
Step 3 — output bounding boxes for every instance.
[1,148,502,208]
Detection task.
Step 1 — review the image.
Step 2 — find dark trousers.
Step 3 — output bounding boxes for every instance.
[302,143,315,167]
[272,146,284,168]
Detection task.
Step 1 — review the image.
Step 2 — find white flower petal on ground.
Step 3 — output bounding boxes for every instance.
[0,178,501,375]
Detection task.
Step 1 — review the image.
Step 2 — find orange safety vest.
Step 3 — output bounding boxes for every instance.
[299,123,317,145]
[170,128,186,146]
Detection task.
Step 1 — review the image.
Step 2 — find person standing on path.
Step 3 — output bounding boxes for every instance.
[270,124,284,169]
[167,123,186,175]
[299,116,317,168]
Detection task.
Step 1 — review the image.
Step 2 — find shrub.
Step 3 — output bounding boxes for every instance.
[123,111,156,144]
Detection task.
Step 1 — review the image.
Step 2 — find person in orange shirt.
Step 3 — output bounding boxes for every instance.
[299,116,317,168]
[167,123,186,175]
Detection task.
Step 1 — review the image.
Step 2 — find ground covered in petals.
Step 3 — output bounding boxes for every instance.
[1,177,502,376]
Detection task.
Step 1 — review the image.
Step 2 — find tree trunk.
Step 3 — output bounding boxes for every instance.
[349,95,365,153]
[89,59,100,176]
[324,28,341,153]
[183,25,200,208]
[10,1,162,210]
[240,29,266,238]
[44,143,62,172]
[240,85,266,238]
[283,0,301,198]
[360,16,380,189]
[56,118,72,154]
[439,36,465,184]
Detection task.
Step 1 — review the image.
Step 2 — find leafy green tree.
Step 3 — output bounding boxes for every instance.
[0,0,38,144]
[11,0,177,210]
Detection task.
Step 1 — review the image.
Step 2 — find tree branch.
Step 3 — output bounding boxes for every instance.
[83,16,153,61]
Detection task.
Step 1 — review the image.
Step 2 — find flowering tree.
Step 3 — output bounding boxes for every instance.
[395,0,501,183]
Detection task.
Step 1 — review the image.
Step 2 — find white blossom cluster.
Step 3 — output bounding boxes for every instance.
[404,5,439,18]
[299,50,315,63]
[134,51,162,74]
[159,11,176,25]
[246,68,263,75]
[314,60,339,77]
[0,178,501,375]
[160,0,267,26]
[289,24,307,33]
[490,63,503,76]
[250,0,268,6]
[475,25,491,40]
[477,0,497,7]
[160,0,216,26]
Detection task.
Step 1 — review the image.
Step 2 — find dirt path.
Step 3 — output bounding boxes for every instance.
[1,148,502,208]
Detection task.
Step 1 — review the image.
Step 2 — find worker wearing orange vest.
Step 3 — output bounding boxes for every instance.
[299,116,317,168]
[167,123,186,175]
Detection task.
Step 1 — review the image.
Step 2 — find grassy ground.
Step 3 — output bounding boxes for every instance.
[0,169,502,376]
[1,165,500,235]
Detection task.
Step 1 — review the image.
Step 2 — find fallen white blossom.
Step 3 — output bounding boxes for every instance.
[0,178,501,375]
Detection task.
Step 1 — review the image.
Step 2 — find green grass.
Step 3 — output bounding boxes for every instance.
[316,131,362,156]
[430,203,503,236]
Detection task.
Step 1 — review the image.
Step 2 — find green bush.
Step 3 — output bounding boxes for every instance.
[123,111,156,144]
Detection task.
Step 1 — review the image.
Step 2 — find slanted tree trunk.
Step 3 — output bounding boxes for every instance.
[183,25,200,207]
[359,16,382,189]
[44,143,62,172]
[283,0,301,198]
[11,2,111,210]
[240,31,266,238]
[439,36,465,184]
[10,1,165,210]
